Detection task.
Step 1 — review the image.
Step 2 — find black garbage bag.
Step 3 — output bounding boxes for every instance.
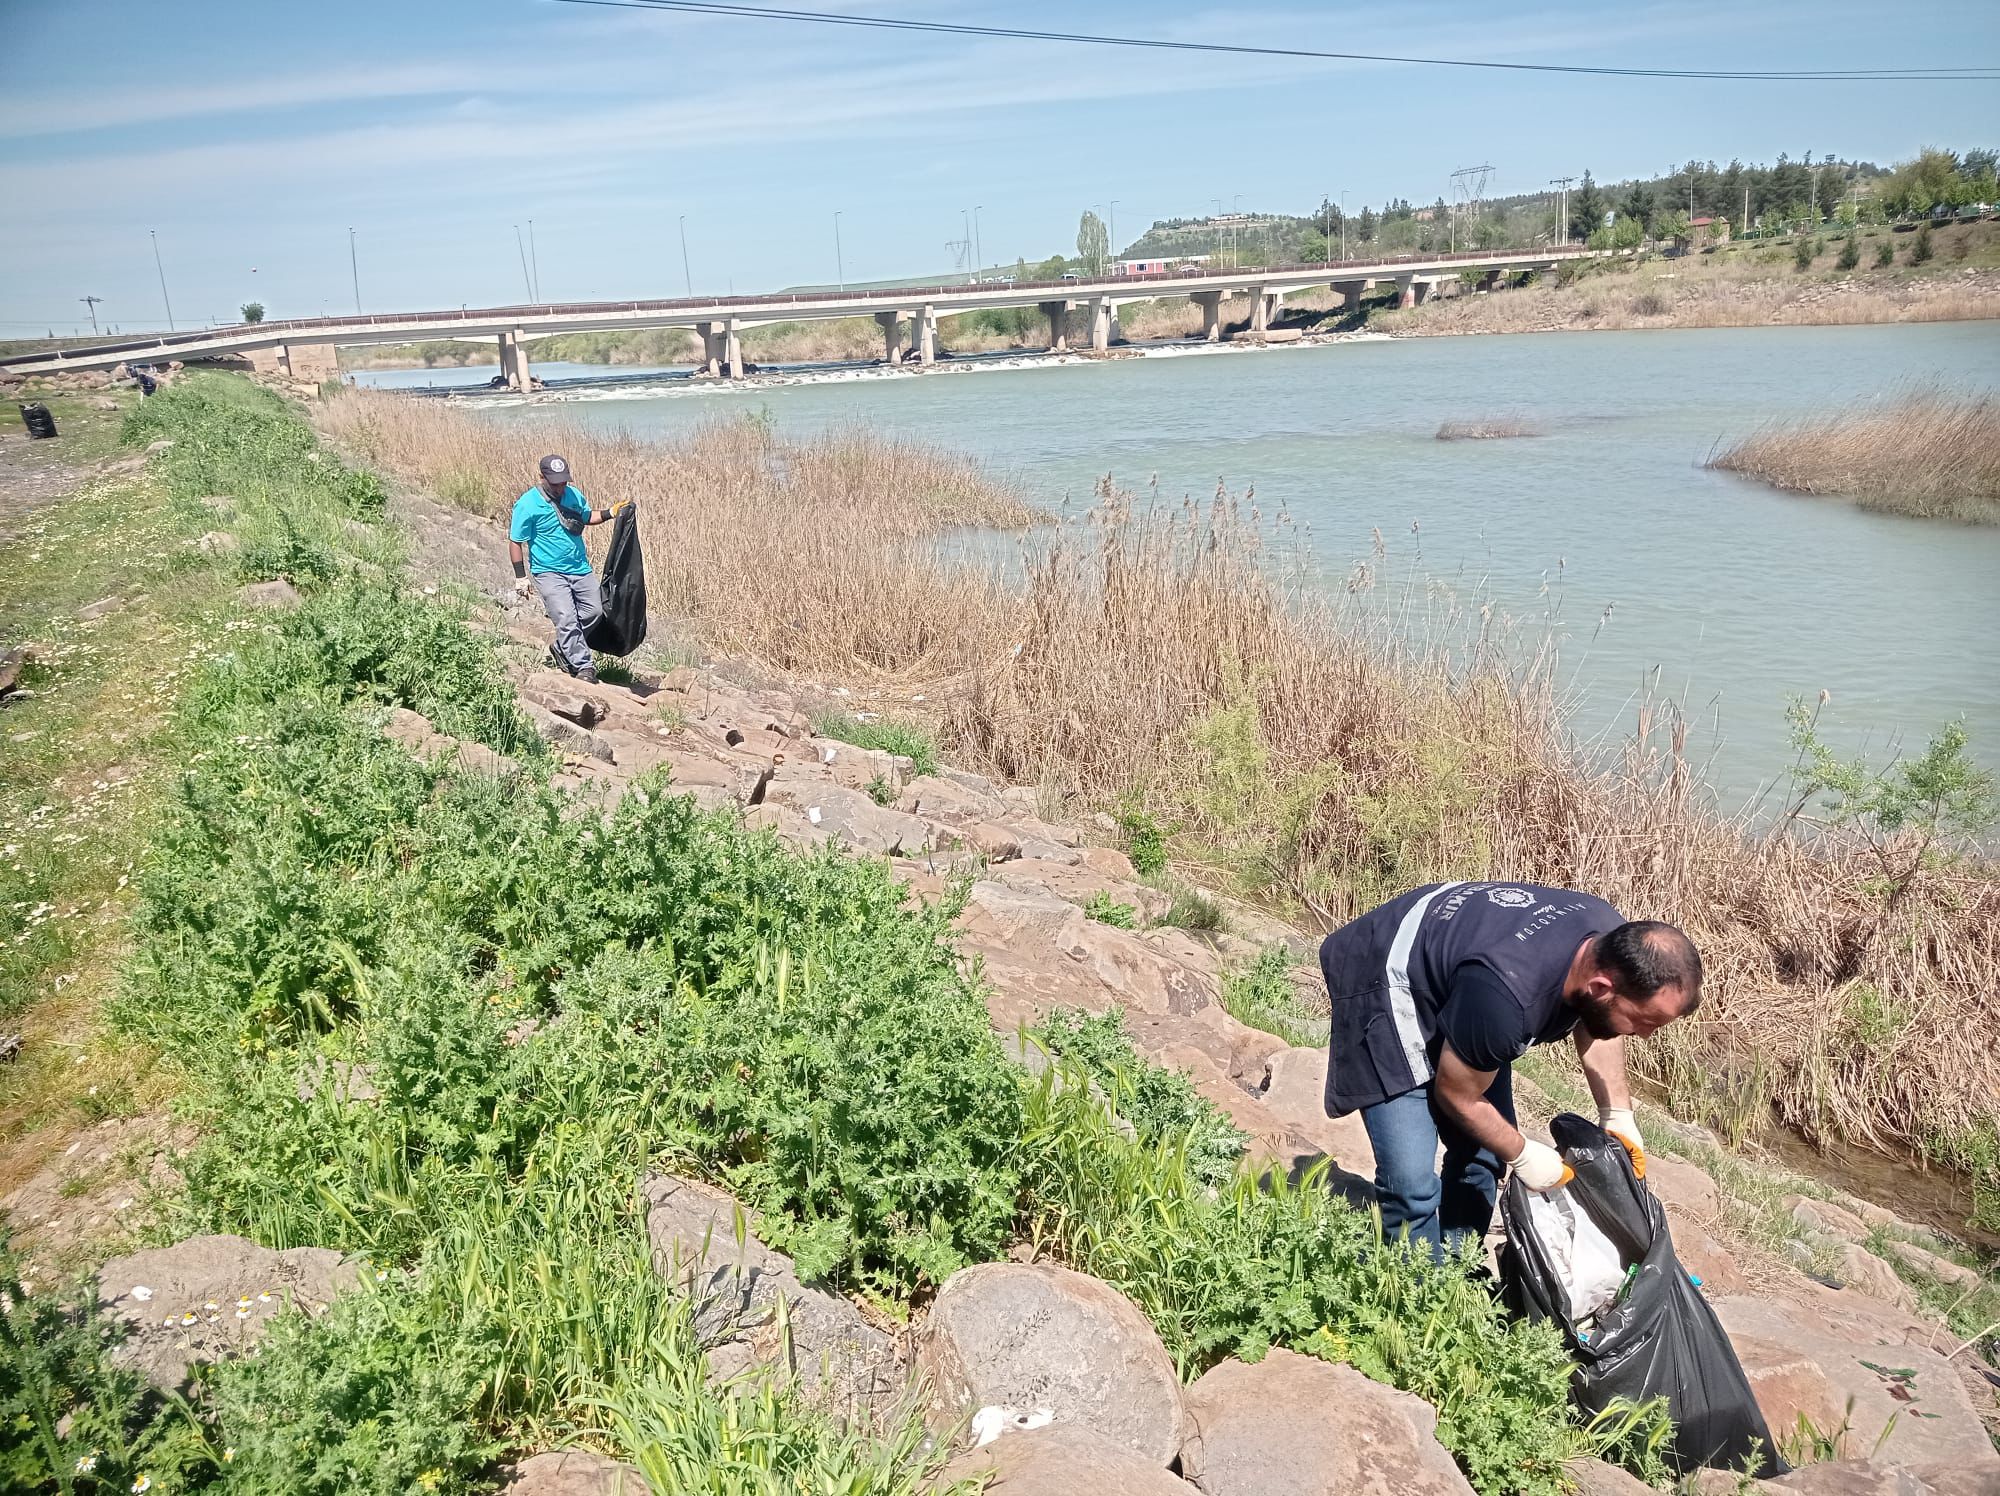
[583,503,648,657]
[1498,1113,1783,1479]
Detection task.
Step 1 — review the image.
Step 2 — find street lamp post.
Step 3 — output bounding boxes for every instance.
[528,218,541,301]
[514,225,533,301]
[150,229,175,331]
[1109,200,1118,268]
[348,227,361,315]
[1340,191,1348,260]
[678,215,692,297]
[962,208,972,281]
[973,205,983,280]
[834,211,845,291]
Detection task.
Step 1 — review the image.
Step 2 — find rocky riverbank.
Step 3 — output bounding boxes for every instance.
[4,375,1997,1494]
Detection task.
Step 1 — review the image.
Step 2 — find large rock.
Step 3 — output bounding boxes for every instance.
[988,858,1169,923]
[896,773,1008,825]
[917,1262,1184,1465]
[1880,1238,1984,1294]
[763,781,932,855]
[1563,1458,1657,1495]
[501,1451,649,1495]
[97,1233,359,1390]
[1791,1196,1871,1245]
[640,1174,896,1423]
[1829,1243,1918,1314]
[1717,1296,2000,1473]
[935,1423,1197,1494]
[1257,1046,1375,1176]
[1772,1462,2000,1496]
[1178,1350,1473,1496]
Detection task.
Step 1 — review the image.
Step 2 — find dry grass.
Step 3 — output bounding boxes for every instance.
[1436,418,1541,441]
[1709,392,2000,523]
[322,388,2000,1216]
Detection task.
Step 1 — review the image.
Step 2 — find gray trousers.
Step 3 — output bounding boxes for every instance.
[532,570,603,674]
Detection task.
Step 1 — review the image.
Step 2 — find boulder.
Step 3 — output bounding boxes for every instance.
[1772,1462,2000,1496]
[76,596,125,621]
[1880,1238,1983,1294]
[1829,1244,1918,1314]
[763,781,932,856]
[1257,1046,1375,1176]
[97,1233,359,1390]
[1078,846,1140,881]
[523,683,609,728]
[1646,1155,1721,1219]
[640,1174,897,1423]
[502,1450,649,1495]
[936,1423,1197,1494]
[917,1262,1184,1465]
[380,706,517,777]
[195,530,240,557]
[987,858,1168,923]
[896,774,1007,824]
[1178,1350,1473,1496]
[1717,1296,2000,1473]
[1563,1458,1658,1495]
[237,579,302,610]
[525,702,616,762]
[1791,1196,1871,1245]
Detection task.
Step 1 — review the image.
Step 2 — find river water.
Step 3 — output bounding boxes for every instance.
[364,324,2000,811]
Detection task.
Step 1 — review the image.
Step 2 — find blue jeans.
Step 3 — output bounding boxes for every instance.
[532,570,603,675]
[1361,1065,1515,1260]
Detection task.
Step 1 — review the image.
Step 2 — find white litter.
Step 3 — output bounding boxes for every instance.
[1519,1186,1626,1323]
[970,1405,1055,1447]
[130,1285,153,1302]
[806,807,823,825]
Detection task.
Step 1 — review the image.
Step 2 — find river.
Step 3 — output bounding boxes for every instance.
[359,323,2000,811]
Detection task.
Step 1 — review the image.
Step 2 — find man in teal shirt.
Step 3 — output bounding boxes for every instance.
[509,454,618,682]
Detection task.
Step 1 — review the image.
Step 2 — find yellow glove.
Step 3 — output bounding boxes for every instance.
[1600,1107,1646,1179]
[1508,1137,1575,1193]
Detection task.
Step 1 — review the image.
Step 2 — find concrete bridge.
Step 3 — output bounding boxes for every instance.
[2,246,1592,388]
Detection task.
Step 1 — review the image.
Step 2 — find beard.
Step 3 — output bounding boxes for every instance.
[1576,990,1622,1040]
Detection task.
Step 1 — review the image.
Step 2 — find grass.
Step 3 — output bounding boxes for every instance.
[812,711,941,777]
[1220,946,1327,1049]
[324,385,2000,1238]
[1708,390,2000,524]
[3,374,1618,1496]
[1082,890,1138,927]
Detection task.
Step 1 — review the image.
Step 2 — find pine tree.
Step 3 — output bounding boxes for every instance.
[1570,171,1604,241]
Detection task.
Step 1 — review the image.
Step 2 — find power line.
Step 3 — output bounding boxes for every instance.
[549,0,2000,80]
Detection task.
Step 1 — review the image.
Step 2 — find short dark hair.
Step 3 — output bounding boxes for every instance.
[1595,921,1703,1012]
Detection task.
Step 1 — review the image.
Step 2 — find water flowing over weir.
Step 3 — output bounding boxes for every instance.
[442,321,2000,810]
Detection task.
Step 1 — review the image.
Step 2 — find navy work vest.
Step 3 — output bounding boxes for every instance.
[1318,881,1622,1116]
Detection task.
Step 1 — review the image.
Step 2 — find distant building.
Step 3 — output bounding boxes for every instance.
[1116,256,1211,276]
[1412,207,1436,222]
[1680,216,1730,251]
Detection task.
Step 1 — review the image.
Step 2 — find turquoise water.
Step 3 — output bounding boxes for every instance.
[464,324,2000,811]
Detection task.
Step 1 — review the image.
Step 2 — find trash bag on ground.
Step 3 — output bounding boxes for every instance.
[583,503,647,657]
[1498,1113,1784,1479]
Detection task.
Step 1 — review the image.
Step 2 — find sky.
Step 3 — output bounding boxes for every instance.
[3,0,1996,335]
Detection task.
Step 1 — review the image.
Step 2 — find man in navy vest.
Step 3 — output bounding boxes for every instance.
[1319,881,1701,1259]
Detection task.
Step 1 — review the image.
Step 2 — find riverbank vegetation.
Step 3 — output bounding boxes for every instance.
[1708,391,2000,523]
[1,377,1620,1494]
[325,387,2000,1236]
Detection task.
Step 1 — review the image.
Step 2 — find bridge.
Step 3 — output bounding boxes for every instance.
[2,245,1595,388]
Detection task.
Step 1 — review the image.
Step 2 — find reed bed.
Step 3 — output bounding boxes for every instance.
[1709,391,2000,523]
[1436,418,1542,441]
[322,389,2000,1215]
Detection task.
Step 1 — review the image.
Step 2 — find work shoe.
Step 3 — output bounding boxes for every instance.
[546,646,576,677]
[577,668,601,685]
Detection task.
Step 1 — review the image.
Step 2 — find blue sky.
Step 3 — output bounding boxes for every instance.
[4,0,1995,334]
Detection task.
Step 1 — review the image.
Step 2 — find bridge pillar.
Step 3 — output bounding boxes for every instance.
[1040,300,1072,354]
[917,305,937,365]
[1396,276,1417,310]
[1249,288,1272,333]
[1478,268,1504,291]
[724,319,743,379]
[877,311,904,366]
[695,323,723,377]
[273,343,294,378]
[1335,281,1366,313]
[1193,291,1224,341]
[1089,298,1111,352]
[498,330,532,391]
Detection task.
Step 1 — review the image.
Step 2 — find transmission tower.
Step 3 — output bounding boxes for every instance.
[945,237,971,272]
[1449,163,1494,251]
[1549,177,1575,244]
[78,295,105,333]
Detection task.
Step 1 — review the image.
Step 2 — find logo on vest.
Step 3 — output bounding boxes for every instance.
[1486,886,1536,908]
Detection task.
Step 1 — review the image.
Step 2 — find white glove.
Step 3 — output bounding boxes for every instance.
[512,576,531,600]
[1599,1107,1646,1179]
[1508,1137,1574,1193]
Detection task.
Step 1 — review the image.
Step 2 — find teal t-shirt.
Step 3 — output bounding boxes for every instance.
[510,485,592,575]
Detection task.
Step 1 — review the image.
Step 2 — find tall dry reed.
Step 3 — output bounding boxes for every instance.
[321,389,2000,1212]
[1709,391,2000,523]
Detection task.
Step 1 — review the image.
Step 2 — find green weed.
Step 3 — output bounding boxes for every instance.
[812,712,939,778]
[1155,885,1225,933]
[1221,946,1326,1049]
[1083,890,1138,927]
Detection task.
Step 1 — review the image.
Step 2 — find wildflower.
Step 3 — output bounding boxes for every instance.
[223,1447,235,1462]
[133,1477,152,1494]
[418,1470,444,1492]
[181,1312,197,1325]
[236,1306,251,1318]
[75,1453,98,1473]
